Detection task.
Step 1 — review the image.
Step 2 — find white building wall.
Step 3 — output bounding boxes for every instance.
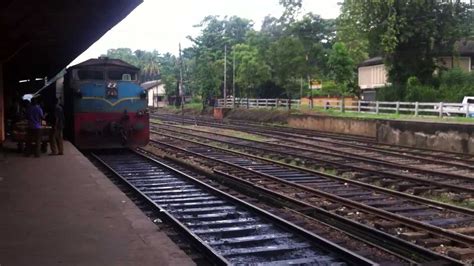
[147,89,154,107]
[146,84,167,108]
[358,64,388,89]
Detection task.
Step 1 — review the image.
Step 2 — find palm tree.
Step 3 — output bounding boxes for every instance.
[141,50,161,82]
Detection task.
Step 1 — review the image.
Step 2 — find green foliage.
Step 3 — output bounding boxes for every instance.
[268,36,306,98]
[182,8,337,101]
[439,68,474,102]
[335,1,370,64]
[338,0,473,85]
[328,42,355,96]
[404,77,439,102]
[279,0,303,25]
[377,69,474,102]
[376,85,405,101]
[103,1,474,104]
[192,49,222,104]
[186,15,254,106]
[104,48,161,82]
[233,44,270,97]
[319,80,340,96]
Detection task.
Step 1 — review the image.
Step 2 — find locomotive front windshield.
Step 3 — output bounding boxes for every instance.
[77,70,104,80]
[107,70,137,81]
[76,69,137,81]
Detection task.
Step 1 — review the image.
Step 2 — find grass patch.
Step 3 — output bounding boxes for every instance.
[299,106,474,123]
[222,130,268,142]
[323,168,338,176]
[177,124,269,142]
[425,193,474,209]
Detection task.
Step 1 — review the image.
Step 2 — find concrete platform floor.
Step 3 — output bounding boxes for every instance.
[0,141,195,266]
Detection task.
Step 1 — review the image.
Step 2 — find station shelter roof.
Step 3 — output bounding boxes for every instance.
[0,0,142,84]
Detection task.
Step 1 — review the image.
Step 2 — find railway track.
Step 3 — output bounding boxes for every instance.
[152,123,474,203]
[153,112,474,165]
[147,131,474,263]
[92,149,374,265]
[155,120,474,175]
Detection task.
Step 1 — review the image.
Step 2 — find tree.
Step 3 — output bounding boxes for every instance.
[290,13,336,86]
[105,48,139,66]
[187,15,254,104]
[138,50,161,82]
[335,1,370,64]
[104,48,161,82]
[158,52,180,97]
[268,36,306,98]
[328,42,355,96]
[279,0,303,25]
[192,49,222,108]
[233,44,271,98]
[338,0,473,85]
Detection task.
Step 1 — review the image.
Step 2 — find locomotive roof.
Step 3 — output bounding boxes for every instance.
[69,58,140,71]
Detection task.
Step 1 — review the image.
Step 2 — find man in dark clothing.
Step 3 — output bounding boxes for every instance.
[25,97,44,157]
[50,98,64,155]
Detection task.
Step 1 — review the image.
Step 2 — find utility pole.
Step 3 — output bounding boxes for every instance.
[232,51,236,108]
[308,74,313,109]
[179,43,184,124]
[223,44,227,107]
[300,77,303,100]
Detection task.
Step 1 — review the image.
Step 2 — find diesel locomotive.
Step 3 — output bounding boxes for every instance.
[63,57,149,149]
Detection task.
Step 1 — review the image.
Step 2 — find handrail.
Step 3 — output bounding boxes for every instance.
[216,98,473,118]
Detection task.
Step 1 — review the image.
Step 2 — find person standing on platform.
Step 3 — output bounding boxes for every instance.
[25,97,44,157]
[49,98,64,155]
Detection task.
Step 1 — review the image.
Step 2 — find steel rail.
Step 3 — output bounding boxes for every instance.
[148,134,474,247]
[156,123,474,183]
[92,150,375,266]
[153,126,474,194]
[146,139,464,265]
[184,121,474,170]
[92,152,229,265]
[148,134,474,216]
[151,113,474,162]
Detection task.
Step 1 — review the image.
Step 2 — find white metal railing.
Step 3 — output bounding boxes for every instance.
[216,98,474,118]
[218,98,302,109]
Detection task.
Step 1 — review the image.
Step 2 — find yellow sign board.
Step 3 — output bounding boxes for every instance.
[310,80,322,89]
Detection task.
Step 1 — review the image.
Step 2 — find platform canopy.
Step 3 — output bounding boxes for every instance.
[0,0,142,83]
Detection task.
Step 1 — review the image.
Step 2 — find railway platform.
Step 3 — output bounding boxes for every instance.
[0,141,194,266]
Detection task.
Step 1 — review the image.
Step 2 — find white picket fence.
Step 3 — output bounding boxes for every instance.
[218,98,302,109]
[217,98,474,118]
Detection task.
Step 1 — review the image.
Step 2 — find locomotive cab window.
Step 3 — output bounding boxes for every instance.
[108,70,137,81]
[77,70,104,80]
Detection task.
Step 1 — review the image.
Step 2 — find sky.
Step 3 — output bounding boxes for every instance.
[70,0,341,66]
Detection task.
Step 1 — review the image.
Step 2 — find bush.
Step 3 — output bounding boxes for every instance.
[438,68,474,102]
[404,76,439,102]
[376,85,405,101]
[376,69,474,103]
[316,80,357,97]
[191,96,202,103]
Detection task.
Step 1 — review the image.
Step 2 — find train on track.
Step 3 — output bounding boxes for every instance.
[63,57,149,149]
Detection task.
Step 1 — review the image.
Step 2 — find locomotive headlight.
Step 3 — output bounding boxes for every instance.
[136,108,148,117]
[140,90,147,99]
